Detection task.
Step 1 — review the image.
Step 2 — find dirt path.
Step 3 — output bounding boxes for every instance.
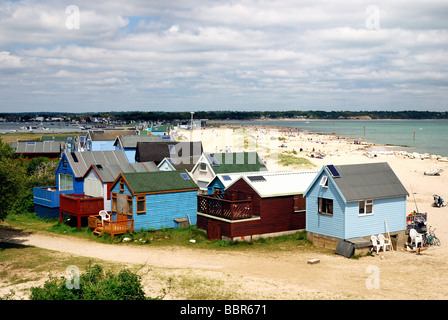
[2,226,448,300]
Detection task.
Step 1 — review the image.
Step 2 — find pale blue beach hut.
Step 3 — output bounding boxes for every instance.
[303,162,409,249]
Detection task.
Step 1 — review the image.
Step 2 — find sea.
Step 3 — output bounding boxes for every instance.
[1,119,448,157]
[215,119,448,157]
[0,122,85,134]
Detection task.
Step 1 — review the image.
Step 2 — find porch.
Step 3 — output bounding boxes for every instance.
[33,186,73,208]
[88,213,134,237]
[197,193,253,220]
[59,193,104,228]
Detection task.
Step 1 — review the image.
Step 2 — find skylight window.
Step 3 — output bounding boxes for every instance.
[319,176,328,187]
[180,173,190,180]
[248,175,266,182]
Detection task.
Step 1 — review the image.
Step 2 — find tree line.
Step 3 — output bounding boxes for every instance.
[2,110,448,122]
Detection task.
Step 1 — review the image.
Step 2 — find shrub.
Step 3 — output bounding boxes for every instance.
[30,263,155,300]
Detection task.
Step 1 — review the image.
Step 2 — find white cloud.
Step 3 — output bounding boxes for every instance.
[0,0,447,112]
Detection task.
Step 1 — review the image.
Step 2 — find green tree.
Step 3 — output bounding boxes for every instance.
[0,138,26,220]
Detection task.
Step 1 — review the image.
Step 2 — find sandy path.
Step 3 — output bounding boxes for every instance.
[2,224,448,300]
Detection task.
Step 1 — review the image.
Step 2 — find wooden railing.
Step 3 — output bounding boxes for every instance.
[33,186,72,208]
[60,194,104,216]
[197,194,252,220]
[88,213,134,237]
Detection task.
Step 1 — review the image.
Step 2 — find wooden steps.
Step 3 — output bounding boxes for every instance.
[92,227,104,236]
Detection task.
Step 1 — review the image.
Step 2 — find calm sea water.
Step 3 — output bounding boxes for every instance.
[0,122,83,134]
[220,119,448,157]
[2,119,448,157]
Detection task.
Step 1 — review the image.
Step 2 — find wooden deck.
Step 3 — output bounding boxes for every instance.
[88,214,134,237]
[59,194,104,228]
[197,193,253,220]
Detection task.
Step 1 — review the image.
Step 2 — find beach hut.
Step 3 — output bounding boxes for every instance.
[10,141,64,160]
[82,161,159,210]
[303,162,409,250]
[190,152,268,192]
[33,150,129,220]
[110,170,199,231]
[40,135,80,153]
[135,141,203,165]
[157,156,201,172]
[85,129,138,151]
[148,124,172,136]
[197,171,317,240]
[113,134,171,163]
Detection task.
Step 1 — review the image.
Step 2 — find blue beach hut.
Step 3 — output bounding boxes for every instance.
[109,170,199,231]
[303,162,409,249]
[33,150,130,219]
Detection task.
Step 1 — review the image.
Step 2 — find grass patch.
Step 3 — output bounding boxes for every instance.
[1,132,81,144]
[278,153,315,169]
[3,213,320,253]
[167,271,238,300]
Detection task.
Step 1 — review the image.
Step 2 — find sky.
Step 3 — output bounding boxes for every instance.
[0,0,447,113]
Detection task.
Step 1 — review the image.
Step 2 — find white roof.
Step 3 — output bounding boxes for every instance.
[209,171,286,189]
[225,170,319,197]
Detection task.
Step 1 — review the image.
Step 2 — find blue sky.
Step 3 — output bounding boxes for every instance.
[0,0,447,113]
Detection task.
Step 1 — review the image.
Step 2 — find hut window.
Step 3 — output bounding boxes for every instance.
[294,195,306,212]
[359,199,374,215]
[119,179,124,192]
[319,176,328,188]
[59,173,73,191]
[112,193,117,212]
[200,163,207,171]
[127,195,133,215]
[137,195,146,213]
[318,198,333,215]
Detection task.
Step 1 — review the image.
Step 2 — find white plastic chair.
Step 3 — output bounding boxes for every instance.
[370,235,382,254]
[99,210,110,226]
[378,234,392,251]
[409,228,423,248]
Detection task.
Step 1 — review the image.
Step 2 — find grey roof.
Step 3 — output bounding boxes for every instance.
[88,129,138,141]
[65,150,130,178]
[329,162,409,202]
[86,161,159,183]
[135,141,203,164]
[113,134,167,148]
[12,141,63,154]
[160,156,201,171]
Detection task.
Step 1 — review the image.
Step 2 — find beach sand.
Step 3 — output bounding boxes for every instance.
[179,123,448,299]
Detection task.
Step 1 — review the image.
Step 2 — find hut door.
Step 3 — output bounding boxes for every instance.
[207,220,221,240]
[116,194,128,215]
[84,178,102,198]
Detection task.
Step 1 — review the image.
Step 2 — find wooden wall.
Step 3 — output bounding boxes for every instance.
[200,178,306,240]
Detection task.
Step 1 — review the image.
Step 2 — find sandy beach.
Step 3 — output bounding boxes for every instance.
[2,122,448,300]
[182,123,448,298]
